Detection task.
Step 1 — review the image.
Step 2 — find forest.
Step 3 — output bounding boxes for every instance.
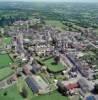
[0,2,98,28]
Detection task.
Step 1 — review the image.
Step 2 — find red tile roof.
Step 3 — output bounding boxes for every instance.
[66,83,79,90]
[23,67,31,75]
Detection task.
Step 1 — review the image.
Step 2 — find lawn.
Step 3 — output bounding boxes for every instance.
[0,84,68,100]
[42,58,65,73]
[0,67,13,80]
[31,91,69,100]
[3,37,12,45]
[16,77,68,100]
[16,76,68,100]
[0,54,13,68]
[0,85,23,100]
[0,37,12,48]
[0,53,13,80]
[17,78,33,100]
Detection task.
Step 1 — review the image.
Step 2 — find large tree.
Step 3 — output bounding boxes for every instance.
[54,55,60,64]
[21,87,28,98]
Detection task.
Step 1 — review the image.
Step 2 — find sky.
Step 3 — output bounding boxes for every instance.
[0,0,98,2]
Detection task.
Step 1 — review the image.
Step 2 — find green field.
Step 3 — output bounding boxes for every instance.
[0,85,23,100]
[0,54,13,68]
[0,53,13,80]
[0,87,68,100]
[42,58,65,73]
[32,91,69,100]
[0,37,12,48]
[0,67,13,80]
[3,37,12,45]
[0,78,68,100]
[45,20,65,31]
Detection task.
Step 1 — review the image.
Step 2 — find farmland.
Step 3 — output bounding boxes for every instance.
[45,20,65,31]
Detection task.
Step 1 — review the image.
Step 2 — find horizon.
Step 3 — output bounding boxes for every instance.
[0,0,98,3]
